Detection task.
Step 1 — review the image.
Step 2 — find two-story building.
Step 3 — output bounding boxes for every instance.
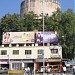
[0,43,62,70]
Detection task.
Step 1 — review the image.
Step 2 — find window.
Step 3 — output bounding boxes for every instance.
[37,49,44,58]
[30,0,35,2]
[38,49,44,54]
[30,3,35,10]
[45,0,49,2]
[12,63,22,70]
[53,0,56,3]
[25,50,31,55]
[51,49,58,54]
[30,0,35,10]
[13,50,19,55]
[1,50,7,55]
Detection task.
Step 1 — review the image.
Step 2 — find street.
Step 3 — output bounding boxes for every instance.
[34,73,72,75]
[0,73,73,75]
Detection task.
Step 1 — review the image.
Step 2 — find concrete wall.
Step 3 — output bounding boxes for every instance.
[0,45,62,60]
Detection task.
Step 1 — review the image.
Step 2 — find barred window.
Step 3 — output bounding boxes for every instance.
[25,50,31,55]
[13,50,19,55]
[38,49,44,54]
[1,50,7,55]
[51,49,58,54]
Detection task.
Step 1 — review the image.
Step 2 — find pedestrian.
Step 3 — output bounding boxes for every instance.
[24,67,28,73]
[59,63,63,72]
[30,67,33,74]
[47,67,51,73]
[26,67,30,73]
[41,67,43,72]
[63,66,66,74]
[72,66,75,75]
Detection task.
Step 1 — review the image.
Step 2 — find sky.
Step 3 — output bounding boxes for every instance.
[59,0,74,12]
[0,0,74,18]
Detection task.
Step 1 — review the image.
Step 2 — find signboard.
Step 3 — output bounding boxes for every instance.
[0,61,8,64]
[2,32,35,44]
[36,31,58,43]
[50,55,60,58]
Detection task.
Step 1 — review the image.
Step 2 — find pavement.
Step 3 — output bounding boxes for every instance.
[37,73,72,75]
[25,73,73,75]
[42,73,72,75]
[0,73,73,75]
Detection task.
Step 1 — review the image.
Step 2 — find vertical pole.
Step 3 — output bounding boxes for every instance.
[42,0,44,40]
[22,60,24,70]
[8,55,10,70]
[34,62,36,75]
[74,49,75,60]
[42,0,45,73]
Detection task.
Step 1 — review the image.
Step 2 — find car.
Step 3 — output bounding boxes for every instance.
[0,67,8,74]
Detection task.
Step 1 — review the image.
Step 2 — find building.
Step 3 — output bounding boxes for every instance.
[0,31,62,71]
[0,44,62,70]
[20,0,60,19]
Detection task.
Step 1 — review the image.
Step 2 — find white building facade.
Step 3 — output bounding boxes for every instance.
[0,44,62,70]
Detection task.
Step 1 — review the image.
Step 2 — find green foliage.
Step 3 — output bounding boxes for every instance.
[1,13,22,32]
[60,9,75,59]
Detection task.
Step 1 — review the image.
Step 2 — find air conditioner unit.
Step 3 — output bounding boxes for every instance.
[37,54,43,59]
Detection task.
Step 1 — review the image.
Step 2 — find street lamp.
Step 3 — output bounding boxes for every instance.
[42,0,45,73]
[7,55,10,70]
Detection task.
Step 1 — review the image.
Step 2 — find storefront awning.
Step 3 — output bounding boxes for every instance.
[35,58,47,62]
[47,58,61,62]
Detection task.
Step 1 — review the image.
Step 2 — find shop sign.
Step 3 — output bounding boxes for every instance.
[50,55,60,58]
[0,61,8,64]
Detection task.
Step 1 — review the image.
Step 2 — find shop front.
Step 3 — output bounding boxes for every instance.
[35,58,47,72]
[10,59,34,70]
[47,58,62,72]
[0,59,9,68]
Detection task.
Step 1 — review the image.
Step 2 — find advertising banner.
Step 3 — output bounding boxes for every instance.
[36,31,58,43]
[2,32,35,44]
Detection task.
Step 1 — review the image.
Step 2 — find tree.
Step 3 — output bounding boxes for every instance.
[22,12,40,31]
[1,13,22,32]
[60,9,75,59]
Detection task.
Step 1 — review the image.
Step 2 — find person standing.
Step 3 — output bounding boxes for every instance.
[73,66,75,75]
[59,63,63,72]
[63,66,67,74]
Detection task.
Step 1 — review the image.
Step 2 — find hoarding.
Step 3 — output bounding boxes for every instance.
[2,32,35,44]
[36,31,58,43]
